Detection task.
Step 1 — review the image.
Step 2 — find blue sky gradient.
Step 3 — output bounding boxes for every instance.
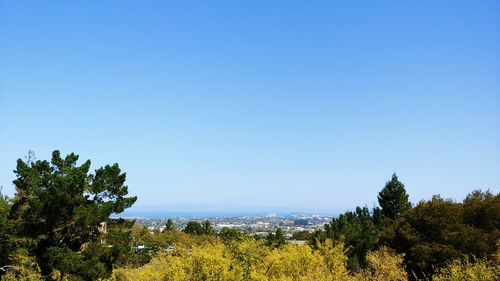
[1,0,499,213]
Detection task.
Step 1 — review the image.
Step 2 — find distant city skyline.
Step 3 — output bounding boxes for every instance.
[1,0,499,212]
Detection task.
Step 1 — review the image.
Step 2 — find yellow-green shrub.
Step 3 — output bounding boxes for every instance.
[354,246,407,281]
[433,258,500,281]
[112,241,239,281]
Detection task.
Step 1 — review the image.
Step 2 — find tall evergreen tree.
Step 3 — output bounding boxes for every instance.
[8,150,136,280]
[275,228,286,246]
[377,173,411,219]
[164,219,175,232]
[203,220,214,235]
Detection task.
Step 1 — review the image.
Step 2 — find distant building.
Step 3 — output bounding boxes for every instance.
[266,213,277,218]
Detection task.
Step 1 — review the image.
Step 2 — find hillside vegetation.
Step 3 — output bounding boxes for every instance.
[0,151,498,280]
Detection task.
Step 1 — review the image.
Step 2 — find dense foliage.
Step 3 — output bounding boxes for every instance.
[312,174,499,279]
[2,151,136,280]
[0,152,498,281]
[265,228,286,248]
[106,234,498,281]
[381,191,500,278]
[183,220,214,236]
[164,219,175,232]
[312,206,379,269]
[111,238,354,281]
[0,191,12,272]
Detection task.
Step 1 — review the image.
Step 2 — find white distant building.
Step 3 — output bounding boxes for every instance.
[266,213,277,218]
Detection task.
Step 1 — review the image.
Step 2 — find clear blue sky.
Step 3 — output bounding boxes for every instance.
[1,0,499,213]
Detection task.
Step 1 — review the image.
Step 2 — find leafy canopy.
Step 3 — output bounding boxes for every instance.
[8,150,137,280]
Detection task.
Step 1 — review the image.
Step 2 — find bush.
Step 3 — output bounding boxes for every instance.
[354,246,407,281]
[433,258,500,281]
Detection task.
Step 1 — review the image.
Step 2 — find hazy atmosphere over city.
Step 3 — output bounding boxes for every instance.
[1,0,499,214]
[2,1,500,281]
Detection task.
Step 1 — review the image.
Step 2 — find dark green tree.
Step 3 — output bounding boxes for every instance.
[378,173,411,219]
[274,228,286,246]
[202,220,213,235]
[0,189,12,271]
[462,190,499,231]
[291,230,313,241]
[164,219,175,232]
[183,221,204,235]
[315,206,378,269]
[265,232,275,246]
[380,191,499,279]
[104,218,137,267]
[8,150,137,280]
[219,227,242,242]
[266,228,286,247]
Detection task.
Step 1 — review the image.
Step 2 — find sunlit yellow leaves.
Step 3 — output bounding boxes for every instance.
[109,239,354,281]
[106,238,498,281]
[433,258,500,281]
[354,246,407,281]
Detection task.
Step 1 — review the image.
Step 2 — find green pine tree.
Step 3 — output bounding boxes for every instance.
[202,220,214,235]
[8,150,136,280]
[164,219,175,232]
[377,173,411,219]
[275,228,286,246]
